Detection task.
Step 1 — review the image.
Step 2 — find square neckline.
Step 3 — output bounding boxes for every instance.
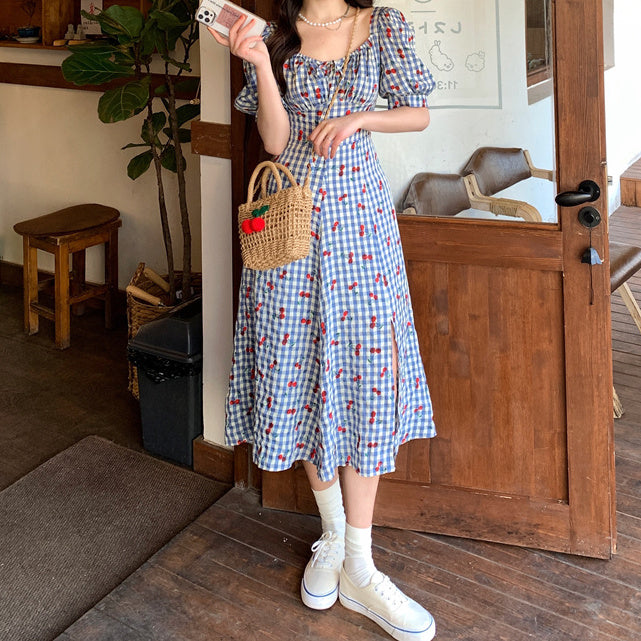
[294,6,378,65]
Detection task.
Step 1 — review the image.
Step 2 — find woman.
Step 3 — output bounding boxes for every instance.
[210,2,436,639]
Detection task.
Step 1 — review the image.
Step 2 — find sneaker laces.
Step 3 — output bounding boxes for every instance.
[309,531,344,569]
[372,572,409,608]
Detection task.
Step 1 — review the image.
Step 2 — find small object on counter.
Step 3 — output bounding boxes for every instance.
[74,24,85,40]
[53,39,67,46]
[64,24,75,40]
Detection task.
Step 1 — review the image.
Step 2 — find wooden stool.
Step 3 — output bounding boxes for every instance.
[13,204,122,349]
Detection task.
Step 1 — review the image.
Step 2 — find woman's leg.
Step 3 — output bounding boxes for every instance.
[341,465,379,586]
[341,464,380,526]
[302,462,345,537]
[339,466,436,641]
[300,462,345,610]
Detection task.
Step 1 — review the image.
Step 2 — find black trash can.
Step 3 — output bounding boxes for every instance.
[127,297,203,467]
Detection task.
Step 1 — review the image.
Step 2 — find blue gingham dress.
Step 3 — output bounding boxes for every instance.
[225,7,436,481]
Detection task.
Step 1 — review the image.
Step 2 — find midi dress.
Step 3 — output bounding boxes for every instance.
[225,6,436,482]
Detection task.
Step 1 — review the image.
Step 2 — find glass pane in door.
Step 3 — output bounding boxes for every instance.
[376,0,557,224]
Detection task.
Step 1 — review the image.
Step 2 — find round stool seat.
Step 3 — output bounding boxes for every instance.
[13,204,120,238]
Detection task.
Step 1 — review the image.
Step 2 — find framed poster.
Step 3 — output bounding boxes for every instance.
[382,0,502,109]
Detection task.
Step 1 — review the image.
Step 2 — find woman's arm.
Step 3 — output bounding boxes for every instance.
[309,107,430,159]
[209,18,290,155]
[253,62,290,155]
[357,106,430,133]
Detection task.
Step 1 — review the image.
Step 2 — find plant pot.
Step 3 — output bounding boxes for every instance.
[126,262,202,399]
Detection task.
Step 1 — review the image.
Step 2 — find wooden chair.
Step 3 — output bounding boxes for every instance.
[13,204,121,349]
[462,146,641,417]
[401,170,543,221]
[461,147,554,223]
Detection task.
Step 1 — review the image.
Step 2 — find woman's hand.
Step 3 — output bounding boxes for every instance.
[208,16,270,69]
[309,113,363,159]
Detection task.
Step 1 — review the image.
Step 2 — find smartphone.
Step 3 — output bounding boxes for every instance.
[196,0,267,42]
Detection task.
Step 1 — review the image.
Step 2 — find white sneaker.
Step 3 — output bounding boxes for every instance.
[301,531,345,610]
[339,568,436,641]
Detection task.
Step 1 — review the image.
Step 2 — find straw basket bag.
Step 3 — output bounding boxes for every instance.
[238,161,313,271]
[126,262,202,398]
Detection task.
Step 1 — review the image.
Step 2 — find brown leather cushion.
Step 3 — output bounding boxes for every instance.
[402,172,471,217]
[610,242,641,293]
[13,204,120,237]
[462,147,532,196]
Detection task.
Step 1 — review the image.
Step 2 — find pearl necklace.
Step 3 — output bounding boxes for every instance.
[298,5,350,28]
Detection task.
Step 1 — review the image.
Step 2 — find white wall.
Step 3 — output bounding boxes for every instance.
[0,47,202,287]
[604,0,641,213]
[198,26,233,447]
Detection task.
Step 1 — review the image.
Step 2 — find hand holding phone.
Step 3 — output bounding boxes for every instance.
[196,1,266,43]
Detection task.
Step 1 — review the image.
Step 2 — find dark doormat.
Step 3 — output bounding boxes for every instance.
[0,436,229,641]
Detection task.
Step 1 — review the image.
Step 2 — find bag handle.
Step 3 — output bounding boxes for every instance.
[246,160,300,204]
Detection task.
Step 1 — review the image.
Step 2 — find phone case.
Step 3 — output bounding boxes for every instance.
[197,0,266,41]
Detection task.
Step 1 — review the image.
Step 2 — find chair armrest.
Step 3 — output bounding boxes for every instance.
[464,175,543,223]
[523,149,554,181]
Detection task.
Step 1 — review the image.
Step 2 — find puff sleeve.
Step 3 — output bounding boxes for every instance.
[233,23,277,116]
[377,8,435,109]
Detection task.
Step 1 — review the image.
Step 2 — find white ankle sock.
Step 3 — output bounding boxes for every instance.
[312,481,346,538]
[343,523,377,587]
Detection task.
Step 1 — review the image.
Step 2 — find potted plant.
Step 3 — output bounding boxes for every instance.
[17,0,40,39]
[61,0,201,304]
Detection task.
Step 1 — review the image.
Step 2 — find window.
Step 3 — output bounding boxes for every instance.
[526,0,551,88]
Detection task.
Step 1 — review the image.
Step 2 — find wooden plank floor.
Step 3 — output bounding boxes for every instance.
[57,208,641,641]
[0,283,143,492]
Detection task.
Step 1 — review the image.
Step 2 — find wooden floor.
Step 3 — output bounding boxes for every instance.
[0,284,143,491]
[3,208,641,641]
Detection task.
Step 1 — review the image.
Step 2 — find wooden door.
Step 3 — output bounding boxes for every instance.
[236,0,615,558]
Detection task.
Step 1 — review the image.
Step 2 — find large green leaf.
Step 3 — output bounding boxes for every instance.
[98,78,151,123]
[160,145,186,173]
[139,19,159,56]
[65,41,118,56]
[150,8,183,31]
[98,6,144,41]
[62,50,133,86]
[127,150,154,180]
[142,112,167,144]
[175,103,200,127]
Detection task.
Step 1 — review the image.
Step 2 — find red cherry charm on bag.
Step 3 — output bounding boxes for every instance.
[242,204,269,235]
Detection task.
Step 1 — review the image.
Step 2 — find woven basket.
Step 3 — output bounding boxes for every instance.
[238,161,312,271]
[126,263,202,399]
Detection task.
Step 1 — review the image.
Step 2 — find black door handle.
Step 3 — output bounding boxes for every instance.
[555,180,601,206]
